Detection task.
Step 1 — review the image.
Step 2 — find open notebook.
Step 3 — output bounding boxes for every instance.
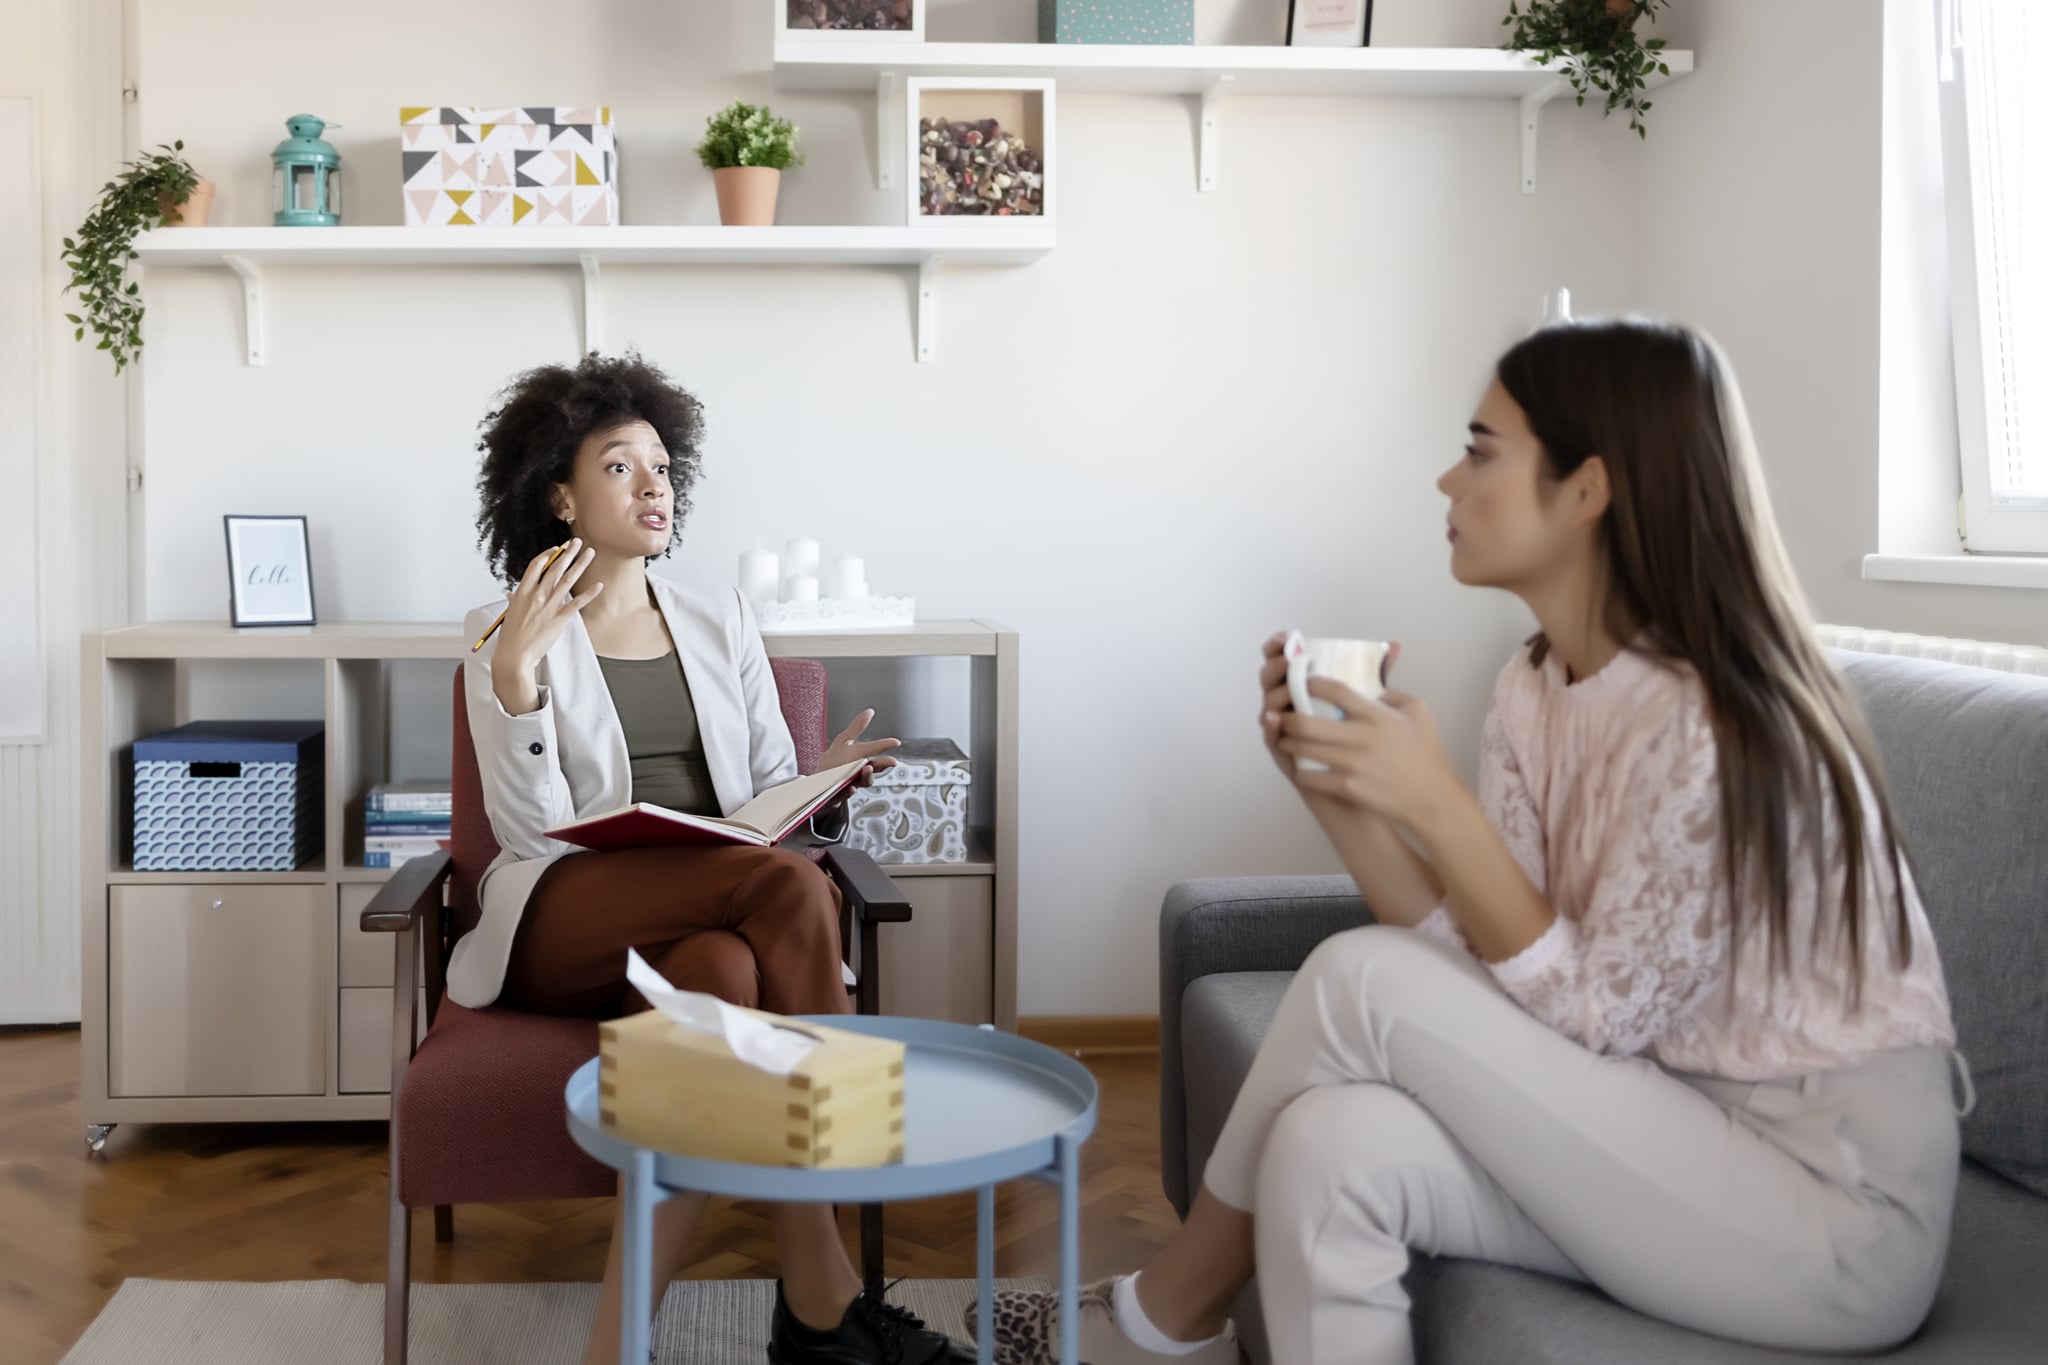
[544,758,869,852]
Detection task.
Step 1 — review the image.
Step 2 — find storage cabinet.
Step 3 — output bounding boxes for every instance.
[108,884,327,1097]
[338,987,430,1093]
[878,877,993,1025]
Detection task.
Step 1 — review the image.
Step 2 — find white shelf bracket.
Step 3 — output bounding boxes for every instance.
[915,255,940,364]
[878,70,905,191]
[578,253,603,356]
[1199,76,1234,193]
[221,254,265,366]
[1519,78,1570,194]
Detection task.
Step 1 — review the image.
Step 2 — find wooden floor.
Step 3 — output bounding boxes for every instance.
[0,1028,1181,1365]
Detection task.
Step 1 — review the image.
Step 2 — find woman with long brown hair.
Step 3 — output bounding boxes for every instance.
[973,319,1970,1364]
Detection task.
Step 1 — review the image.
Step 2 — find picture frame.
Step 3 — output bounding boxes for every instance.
[223,515,317,627]
[778,0,924,43]
[906,77,1056,229]
[1286,0,1373,47]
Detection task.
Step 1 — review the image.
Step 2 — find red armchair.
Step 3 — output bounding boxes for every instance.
[359,659,911,1364]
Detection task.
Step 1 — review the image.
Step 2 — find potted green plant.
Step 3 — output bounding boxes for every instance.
[62,140,209,374]
[1504,0,1672,138]
[695,101,805,227]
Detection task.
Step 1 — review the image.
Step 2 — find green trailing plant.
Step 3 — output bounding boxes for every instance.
[694,101,806,172]
[62,140,200,373]
[1504,0,1672,138]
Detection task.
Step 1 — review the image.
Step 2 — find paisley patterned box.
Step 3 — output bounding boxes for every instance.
[132,721,324,872]
[845,738,971,864]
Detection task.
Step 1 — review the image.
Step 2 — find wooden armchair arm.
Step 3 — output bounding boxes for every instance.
[359,849,453,932]
[358,850,454,1085]
[818,847,912,1016]
[820,846,913,923]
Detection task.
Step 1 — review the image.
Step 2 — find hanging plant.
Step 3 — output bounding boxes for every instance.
[61,140,200,373]
[1504,0,1673,139]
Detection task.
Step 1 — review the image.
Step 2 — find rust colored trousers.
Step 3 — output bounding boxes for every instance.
[500,845,851,1021]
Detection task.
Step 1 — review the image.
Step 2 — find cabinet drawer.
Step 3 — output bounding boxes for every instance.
[339,987,429,1094]
[877,876,993,1025]
[338,882,427,988]
[109,884,327,1098]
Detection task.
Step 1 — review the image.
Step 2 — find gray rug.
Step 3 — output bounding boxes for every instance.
[60,1277,1047,1365]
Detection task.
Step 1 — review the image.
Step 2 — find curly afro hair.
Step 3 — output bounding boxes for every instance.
[474,350,706,585]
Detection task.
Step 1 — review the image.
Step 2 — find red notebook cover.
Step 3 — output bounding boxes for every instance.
[545,761,865,853]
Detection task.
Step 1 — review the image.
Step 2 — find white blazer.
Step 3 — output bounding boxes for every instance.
[448,577,799,1008]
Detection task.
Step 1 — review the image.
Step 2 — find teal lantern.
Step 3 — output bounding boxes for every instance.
[271,114,343,226]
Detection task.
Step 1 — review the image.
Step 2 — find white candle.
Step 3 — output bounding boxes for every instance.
[822,554,868,601]
[738,547,780,606]
[783,572,820,604]
[783,536,820,580]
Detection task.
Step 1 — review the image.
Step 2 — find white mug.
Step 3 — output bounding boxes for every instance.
[1284,631,1391,772]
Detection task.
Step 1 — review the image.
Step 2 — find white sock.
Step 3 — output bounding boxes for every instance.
[1113,1273,1218,1356]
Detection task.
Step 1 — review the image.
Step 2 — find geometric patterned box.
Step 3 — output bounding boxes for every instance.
[401,107,618,227]
[132,720,325,872]
[844,737,970,865]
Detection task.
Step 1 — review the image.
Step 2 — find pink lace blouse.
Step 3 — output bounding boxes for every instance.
[1414,644,1956,1081]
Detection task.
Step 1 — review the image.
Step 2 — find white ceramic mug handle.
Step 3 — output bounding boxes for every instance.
[1292,654,1324,717]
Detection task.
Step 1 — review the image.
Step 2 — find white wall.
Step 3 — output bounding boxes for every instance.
[0,0,128,1025]
[1636,0,2046,647]
[128,0,1644,1016]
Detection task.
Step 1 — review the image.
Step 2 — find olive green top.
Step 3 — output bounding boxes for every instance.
[594,651,720,817]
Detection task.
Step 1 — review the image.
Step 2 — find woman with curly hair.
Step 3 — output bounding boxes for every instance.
[460,352,972,1365]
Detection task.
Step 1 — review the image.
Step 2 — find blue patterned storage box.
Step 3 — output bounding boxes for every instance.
[1038,0,1193,43]
[132,721,325,871]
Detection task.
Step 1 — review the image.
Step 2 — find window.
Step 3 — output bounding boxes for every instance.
[1938,0,2048,552]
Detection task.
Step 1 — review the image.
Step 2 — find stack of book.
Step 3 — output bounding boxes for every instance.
[364,781,454,868]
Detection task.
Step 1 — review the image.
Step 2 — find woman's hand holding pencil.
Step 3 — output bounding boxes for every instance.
[479,539,602,713]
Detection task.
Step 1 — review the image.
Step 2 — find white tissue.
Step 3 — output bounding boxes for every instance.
[625,948,822,1075]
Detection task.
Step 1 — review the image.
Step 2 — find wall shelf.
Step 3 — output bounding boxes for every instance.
[775,42,1694,193]
[132,225,1054,365]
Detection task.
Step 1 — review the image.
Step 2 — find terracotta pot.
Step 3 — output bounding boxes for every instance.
[1607,0,1638,28]
[712,167,781,227]
[160,178,215,227]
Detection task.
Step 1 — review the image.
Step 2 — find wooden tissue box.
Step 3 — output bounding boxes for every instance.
[598,1008,906,1168]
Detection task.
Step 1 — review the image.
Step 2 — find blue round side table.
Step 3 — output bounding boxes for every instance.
[565,1016,1100,1365]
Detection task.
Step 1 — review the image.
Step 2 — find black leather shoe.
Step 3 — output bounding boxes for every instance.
[767,1280,977,1365]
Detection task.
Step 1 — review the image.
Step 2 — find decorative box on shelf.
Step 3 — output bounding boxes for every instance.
[846,738,971,865]
[132,720,325,872]
[908,78,1055,227]
[598,1006,907,1167]
[401,106,618,227]
[781,0,924,41]
[1038,0,1193,44]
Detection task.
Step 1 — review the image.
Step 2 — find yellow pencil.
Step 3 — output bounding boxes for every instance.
[471,543,571,653]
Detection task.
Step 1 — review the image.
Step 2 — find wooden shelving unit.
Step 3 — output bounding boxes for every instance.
[79,619,1019,1143]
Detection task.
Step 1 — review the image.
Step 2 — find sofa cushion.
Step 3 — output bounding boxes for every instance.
[1181,971,1295,1200]
[1838,653,2048,1197]
[1180,969,2048,1365]
[1410,1163,2048,1365]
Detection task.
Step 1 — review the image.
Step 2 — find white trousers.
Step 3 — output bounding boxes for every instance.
[1201,926,1967,1365]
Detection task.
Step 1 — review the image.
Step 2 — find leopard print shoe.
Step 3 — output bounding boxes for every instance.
[962,1278,1239,1365]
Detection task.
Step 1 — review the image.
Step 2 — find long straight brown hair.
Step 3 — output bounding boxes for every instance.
[1496,319,1914,1010]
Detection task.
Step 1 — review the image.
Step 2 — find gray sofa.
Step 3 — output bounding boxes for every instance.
[1160,651,2048,1364]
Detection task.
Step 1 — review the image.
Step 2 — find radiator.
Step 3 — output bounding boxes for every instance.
[1817,626,2048,678]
